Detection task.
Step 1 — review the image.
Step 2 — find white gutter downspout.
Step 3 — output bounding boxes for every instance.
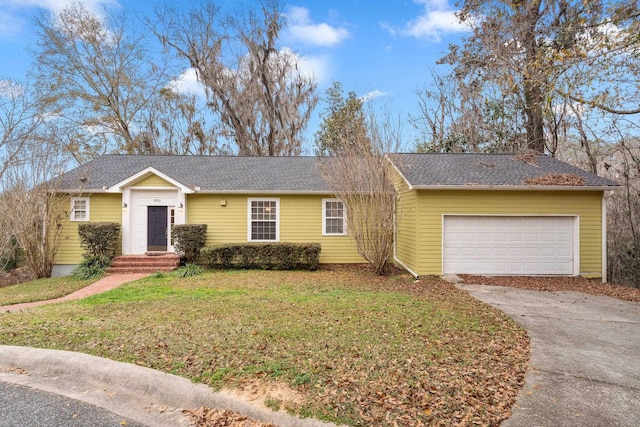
[392,196,419,279]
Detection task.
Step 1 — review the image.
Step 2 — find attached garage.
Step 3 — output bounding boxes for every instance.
[390,153,619,280]
[442,216,577,275]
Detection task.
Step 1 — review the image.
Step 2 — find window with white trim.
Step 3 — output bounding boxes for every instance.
[71,197,90,222]
[248,198,279,241]
[322,199,346,235]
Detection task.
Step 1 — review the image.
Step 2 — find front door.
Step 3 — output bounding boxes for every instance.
[147,206,168,251]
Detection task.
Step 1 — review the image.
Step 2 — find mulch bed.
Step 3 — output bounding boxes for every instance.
[0,267,35,289]
[459,275,640,302]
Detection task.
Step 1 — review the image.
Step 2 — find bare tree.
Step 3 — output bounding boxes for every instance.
[144,88,230,156]
[32,1,214,157]
[155,0,318,156]
[439,0,639,154]
[0,79,43,181]
[604,131,640,287]
[318,103,401,275]
[0,139,74,278]
[412,69,525,153]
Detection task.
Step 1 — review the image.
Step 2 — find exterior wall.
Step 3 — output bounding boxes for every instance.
[187,193,364,264]
[132,175,174,187]
[413,190,604,277]
[55,193,123,265]
[393,176,418,275]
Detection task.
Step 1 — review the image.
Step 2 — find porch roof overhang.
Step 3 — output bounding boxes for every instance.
[104,167,194,194]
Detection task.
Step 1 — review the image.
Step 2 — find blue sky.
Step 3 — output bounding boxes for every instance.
[0,0,470,151]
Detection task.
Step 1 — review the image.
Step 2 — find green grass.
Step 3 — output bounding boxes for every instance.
[0,270,528,426]
[0,276,94,306]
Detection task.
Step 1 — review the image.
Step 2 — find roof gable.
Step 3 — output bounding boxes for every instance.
[105,167,194,193]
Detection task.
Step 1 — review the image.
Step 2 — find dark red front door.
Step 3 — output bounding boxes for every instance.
[147,206,168,251]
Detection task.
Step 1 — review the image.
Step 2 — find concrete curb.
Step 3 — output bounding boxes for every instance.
[0,345,342,427]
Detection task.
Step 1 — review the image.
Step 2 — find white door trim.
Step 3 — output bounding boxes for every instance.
[122,189,185,254]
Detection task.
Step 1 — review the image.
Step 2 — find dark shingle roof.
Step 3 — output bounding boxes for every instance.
[57,155,331,192]
[391,153,618,188]
[56,153,618,192]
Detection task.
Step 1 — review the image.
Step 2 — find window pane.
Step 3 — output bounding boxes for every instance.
[250,200,277,240]
[252,201,277,221]
[326,218,343,234]
[251,221,276,240]
[324,200,344,234]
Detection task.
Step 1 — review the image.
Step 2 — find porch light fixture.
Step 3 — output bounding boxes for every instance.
[122,202,128,209]
[178,202,184,211]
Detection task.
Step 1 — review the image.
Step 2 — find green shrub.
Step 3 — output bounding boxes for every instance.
[200,243,321,271]
[71,255,111,280]
[171,263,205,278]
[172,224,207,263]
[78,223,121,260]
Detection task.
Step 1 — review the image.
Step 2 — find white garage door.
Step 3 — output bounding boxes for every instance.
[443,216,575,275]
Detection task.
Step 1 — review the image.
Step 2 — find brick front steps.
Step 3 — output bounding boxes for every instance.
[107,253,180,274]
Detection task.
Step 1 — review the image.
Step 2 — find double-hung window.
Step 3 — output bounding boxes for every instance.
[248,198,279,241]
[322,199,346,235]
[70,197,90,222]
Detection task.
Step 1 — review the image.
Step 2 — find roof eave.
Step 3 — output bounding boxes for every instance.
[410,184,619,191]
[53,189,107,194]
[194,189,332,195]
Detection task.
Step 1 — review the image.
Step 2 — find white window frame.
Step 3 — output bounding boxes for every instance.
[247,198,280,242]
[70,197,90,222]
[322,198,347,236]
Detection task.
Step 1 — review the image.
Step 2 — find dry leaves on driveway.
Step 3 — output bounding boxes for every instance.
[184,407,274,427]
[459,275,640,302]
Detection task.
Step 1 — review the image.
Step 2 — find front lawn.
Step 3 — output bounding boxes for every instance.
[0,276,94,306]
[0,270,528,426]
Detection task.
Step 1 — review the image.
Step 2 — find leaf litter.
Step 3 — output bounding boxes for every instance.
[0,269,529,426]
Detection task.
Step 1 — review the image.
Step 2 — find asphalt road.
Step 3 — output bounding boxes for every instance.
[0,380,148,427]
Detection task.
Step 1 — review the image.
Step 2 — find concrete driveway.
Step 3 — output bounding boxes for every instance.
[457,284,640,427]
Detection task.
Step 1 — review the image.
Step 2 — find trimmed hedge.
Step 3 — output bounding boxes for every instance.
[78,222,121,260]
[172,224,207,263]
[200,243,321,271]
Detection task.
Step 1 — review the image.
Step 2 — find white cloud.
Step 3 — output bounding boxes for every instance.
[3,0,118,14]
[168,68,206,97]
[0,0,118,37]
[360,90,387,102]
[391,0,469,42]
[286,6,350,47]
[0,10,24,37]
[292,51,330,83]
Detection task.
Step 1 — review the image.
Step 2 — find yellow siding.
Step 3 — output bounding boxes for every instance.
[56,194,123,264]
[394,175,418,274]
[132,174,175,187]
[186,194,364,264]
[414,190,603,277]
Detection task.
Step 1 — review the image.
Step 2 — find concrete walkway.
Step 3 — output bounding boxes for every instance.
[458,284,640,427]
[0,274,149,312]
